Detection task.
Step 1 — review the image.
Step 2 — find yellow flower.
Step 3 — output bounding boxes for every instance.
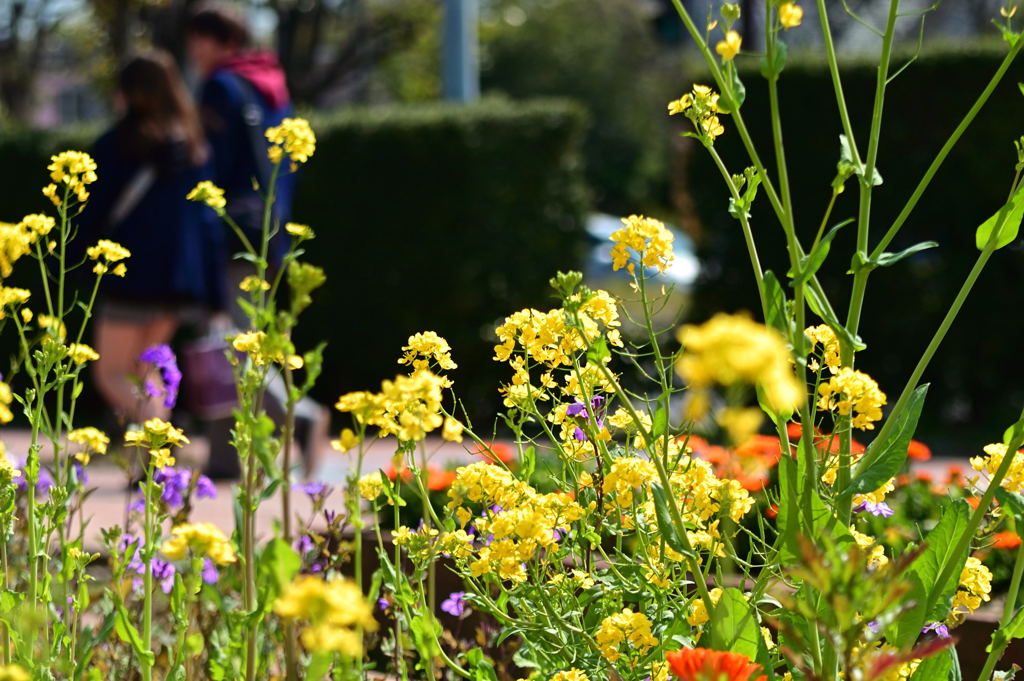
[549,671,590,681]
[67,343,100,364]
[265,118,317,166]
[603,457,657,509]
[949,556,992,619]
[779,2,803,28]
[273,575,377,656]
[186,181,227,212]
[125,418,190,467]
[850,526,888,569]
[161,522,237,565]
[687,587,723,627]
[42,184,59,206]
[595,609,658,663]
[971,443,1024,494]
[0,287,30,316]
[331,428,360,453]
[715,30,742,61]
[609,214,675,276]
[112,263,127,277]
[398,331,458,371]
[68,427,110,465]
[239,275,270,292]
[359,473,385,500]
[19,214,54,238]
[0,221,38,278]
[285,222,315,239]
[86,239,131,263]
[817,367,886,430]
[442,416,464,442]
[0,444,20,484]
[150,448,176,469]
[667,84,727,141]
[48,150,98,203]
[805,324,841,373]
[676,313,803,414]
[0,664,30,681]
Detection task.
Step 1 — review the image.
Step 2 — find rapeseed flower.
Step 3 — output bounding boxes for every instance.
[668,85,727,140]
[87,239,131,276]
[715,30,742,61]
[549,671,590,681]
[330,427,359,453]
[0,287,30,317]
[687,587,723,627]
[817,367,886,430]
[285,222,315,239]
[595,609,658,663]
[186,181,227,212]
[125,418,190,469]
[266,118,316,167]
[273,575,377,656]
[805,324,841,373]
[68,427,109,465]
[399,331,458,371]
[971,442,1024,494]
[0,383,13,424]
[676,313,803,415]
[609,214,675,275]
[949,556,992,620]
[161,522,237,565]
[66,343,99,364]
[47,150,97,203]
[358,473,385,501]
[779,2,803,28]
[0,664,30,681]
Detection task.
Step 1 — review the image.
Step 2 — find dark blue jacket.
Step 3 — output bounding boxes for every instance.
[76,125,226,309]
[198,59,296,262]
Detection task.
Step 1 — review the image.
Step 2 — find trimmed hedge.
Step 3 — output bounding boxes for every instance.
[684,43,1024,454]
[0,99,589,424]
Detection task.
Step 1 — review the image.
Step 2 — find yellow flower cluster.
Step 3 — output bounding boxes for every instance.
[549,671,589,681]
[608,214,675,276]
[358,473,385,501]
[805,324,841,373]
[266,118,317,167]
[0,383,12,424]
[124,418,190,469]
[970,443,1024,493]
[44,150,97,204]
[603,457,658,509]
[161,522,237,565]
[68,427,109,465]
[817,367,887,430]
[87,239,130,276]
[687,587,723,627]
[950,556,992,618]
[398,330,458,371]
[594,609,658,663]
[231,330,302,370]
[668,84,727,140]
[67,343,100,365]
[0,445,22,485]
[0,215,55,279]
[447,462,585,583]
[0,664,29,681]
[850,526,888,569]
[676,313,803,415]
[779,2,803,29]
[285,222,315,240]
[273,575,377,656]
[0,287,30,318]
[331,427,360,453]
[186,181,227,212]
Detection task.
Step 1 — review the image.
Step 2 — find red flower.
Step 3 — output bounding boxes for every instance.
[474,441,515,465]
[992,531,1022,550]
[765,504,779,519]
[907,439,932,461]
[385,464,456,491]
[667,648,766,681]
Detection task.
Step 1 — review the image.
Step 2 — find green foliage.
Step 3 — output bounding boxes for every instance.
[686,44,1024,453]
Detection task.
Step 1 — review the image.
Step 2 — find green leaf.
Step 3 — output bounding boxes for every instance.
[788,219,852,288]
[520,445,536,481]
[976,183,1024,250]
[306,651,332,681]
[846,385,928,496]
[760,39,788,79]
[805,285,866,351]
[761,271,788,335]
[651,403,668,441]
[850,242,939,273]
[720,67,746,112]
[910,648,952,680]
[996,487,1024,529]
[777,445,849,562]
[891,500,970,647]
[651,485,689,557]
[258,538,301,594]
[708,587,761,659]
[114,601,154,665]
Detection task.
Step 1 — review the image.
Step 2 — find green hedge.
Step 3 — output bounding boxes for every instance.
[0,99,589,424]
[684,43,1024,454]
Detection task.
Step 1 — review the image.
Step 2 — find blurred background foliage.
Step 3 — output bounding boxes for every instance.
[2,0,1024,452]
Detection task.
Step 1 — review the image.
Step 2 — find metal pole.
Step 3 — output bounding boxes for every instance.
[442,0,479,101]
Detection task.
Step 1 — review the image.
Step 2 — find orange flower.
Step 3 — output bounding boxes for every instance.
[947,464,964,484]
[992,531,1022,550]
[666,648,766,681]
[786,423,864,454]
[966,496,981,511]
[908,439,932,461]
[765,504,779,519]
[699,441,774,492]
[474,441,515,465]
[915,471,934,484]
[385,464,456,491]
[680,435,710,455]
[735,435,783,466]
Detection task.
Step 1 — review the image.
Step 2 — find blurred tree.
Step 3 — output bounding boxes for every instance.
[0,0,68,121]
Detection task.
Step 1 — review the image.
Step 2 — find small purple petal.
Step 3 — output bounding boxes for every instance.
[196,474,217,499]
[201,558,219,584]
[440,591,466,617]
[923,622,950,638]
[573,426,587,441]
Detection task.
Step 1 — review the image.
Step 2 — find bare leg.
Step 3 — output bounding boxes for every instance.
[93,314,178,423]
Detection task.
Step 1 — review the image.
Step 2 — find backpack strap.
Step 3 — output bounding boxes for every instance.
[106,165,156,232]
[224,72,274,192]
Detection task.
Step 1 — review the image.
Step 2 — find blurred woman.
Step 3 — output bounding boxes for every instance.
[77,50,224,424]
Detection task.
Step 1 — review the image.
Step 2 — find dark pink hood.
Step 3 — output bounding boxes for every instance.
[216,52,290,110]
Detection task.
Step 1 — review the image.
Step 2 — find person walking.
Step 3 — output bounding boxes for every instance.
[77,50,224,426]
[186,3,328,480]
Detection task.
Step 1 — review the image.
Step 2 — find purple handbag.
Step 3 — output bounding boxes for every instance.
[181,334,240,419]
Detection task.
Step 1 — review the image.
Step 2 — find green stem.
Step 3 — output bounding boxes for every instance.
[976,527,1024,681]
[816,0,861,167]
[141,463,155,681]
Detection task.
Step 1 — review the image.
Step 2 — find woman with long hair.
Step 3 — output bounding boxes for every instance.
[77,50,224,425]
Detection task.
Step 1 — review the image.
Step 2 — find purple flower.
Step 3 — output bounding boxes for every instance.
[377,597,390,611]
[866,620,880,633]
[74,462,87,486]
[201,558,219,584]
[566,395,606,440]
[573,426,588,442]
[195,474,217,500]
[139,344,182,409]
[152,559,176,593]
[15,460,52,497]
[296,534,314,554]
[440,591,467,617]
[854,500,894,518]
[153,467,216,508]
[293,481,332,499]
[923,622,950,638]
